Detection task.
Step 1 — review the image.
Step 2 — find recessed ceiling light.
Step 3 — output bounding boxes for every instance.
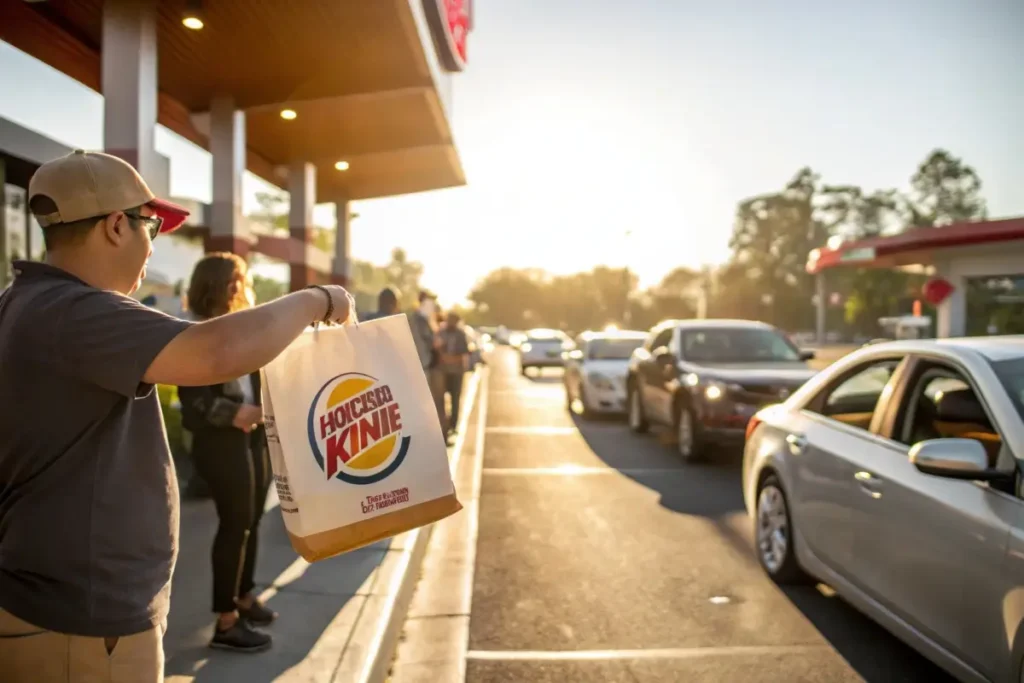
[334,161,350,171]
[182,0,204,30]
[280,109,297,120]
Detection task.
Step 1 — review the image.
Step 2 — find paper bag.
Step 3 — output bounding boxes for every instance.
[261,314,461,562]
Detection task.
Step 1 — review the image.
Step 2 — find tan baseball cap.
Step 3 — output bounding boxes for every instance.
[29,150,189,233]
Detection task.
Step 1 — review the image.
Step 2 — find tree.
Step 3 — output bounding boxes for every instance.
[252,274,287,304]
[725,168,827,331]
[910,149,987,227]
[349,248,425,315]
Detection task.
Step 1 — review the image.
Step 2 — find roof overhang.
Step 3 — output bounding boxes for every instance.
[807,217,1024,274]
[0,0,466,200]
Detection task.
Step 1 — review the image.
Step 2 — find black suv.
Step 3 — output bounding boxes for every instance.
[626,319,817,461]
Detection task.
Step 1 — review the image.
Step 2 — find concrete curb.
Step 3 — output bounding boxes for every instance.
[339,368,483,683]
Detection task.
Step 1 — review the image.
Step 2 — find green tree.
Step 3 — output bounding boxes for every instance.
[252,274,287,304]
[910,149,987,227]
[725,168,826,330]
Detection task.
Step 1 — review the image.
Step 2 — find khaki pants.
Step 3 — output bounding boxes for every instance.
[0,609,164,683]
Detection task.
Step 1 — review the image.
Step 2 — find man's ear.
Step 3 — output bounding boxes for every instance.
[101,212,126,246]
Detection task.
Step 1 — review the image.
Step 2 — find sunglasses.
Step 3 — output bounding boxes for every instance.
[124,211,164,240]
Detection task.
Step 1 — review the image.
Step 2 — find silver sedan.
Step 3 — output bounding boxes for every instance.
[743,337,1024,683]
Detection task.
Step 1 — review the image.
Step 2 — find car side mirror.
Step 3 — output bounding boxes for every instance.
[799,349,816,361]
[909,439,1002,481]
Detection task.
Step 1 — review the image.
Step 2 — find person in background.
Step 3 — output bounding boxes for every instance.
[438,311,471,439]
[365,287,400,321]
[178,253,275,653]
[408,290,446,428]
[0,150,354,683]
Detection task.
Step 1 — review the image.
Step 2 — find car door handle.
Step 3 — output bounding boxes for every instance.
[854,470,883,498]
[785,434,808,454]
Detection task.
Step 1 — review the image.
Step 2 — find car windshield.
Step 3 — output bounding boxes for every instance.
[527,329,567,344]
[587,338,644,360]
[992,358,1024,422]
[681,327,800,363]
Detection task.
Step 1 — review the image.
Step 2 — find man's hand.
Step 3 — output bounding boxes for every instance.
[232,404,263,433]
[315,285,357,325]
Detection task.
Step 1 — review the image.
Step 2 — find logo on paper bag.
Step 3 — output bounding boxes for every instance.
[307,372,410,485]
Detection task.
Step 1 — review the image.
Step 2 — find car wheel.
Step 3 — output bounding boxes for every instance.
[755,475,810,584]
[675,404,704,462]
[627,383,648,433]
[521,364,529,376]
[578,386,594,420]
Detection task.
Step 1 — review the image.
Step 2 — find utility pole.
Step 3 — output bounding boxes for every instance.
[622,229,633,326]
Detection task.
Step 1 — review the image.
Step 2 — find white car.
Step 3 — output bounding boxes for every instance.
[743,336,1024,683]
[564,330,647,416]
[518,328,571,374]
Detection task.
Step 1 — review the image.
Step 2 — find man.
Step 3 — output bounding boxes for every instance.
[438,312,471,438]
[0,150,354,682]
[408,290,445,427]
[364,286,400,321]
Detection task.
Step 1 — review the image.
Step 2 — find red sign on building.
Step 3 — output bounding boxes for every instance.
[424,0,471,72]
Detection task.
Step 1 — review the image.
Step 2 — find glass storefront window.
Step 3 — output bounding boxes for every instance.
[967,275,1024,335]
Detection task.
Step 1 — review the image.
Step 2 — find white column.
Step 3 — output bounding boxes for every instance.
[288,162,317,291]
[0,159,8,289]
[101,0,162,193]
[332,200,351,285]
[815,271,827,344]
[935,273,967,338]
[209,96,246,250]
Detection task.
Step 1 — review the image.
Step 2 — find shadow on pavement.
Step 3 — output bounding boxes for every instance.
[571,415,955,683]
[164,498,379,682]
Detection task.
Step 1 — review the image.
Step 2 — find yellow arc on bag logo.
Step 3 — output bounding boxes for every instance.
[307,372,411,485]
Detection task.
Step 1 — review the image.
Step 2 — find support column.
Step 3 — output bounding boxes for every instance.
[289,162,317,292]
[331,200,351,287]
[206,96,248,256]
[102,0,164,194]
[0,158,8,289]
[935,273,966,338]
[815,271,826,345]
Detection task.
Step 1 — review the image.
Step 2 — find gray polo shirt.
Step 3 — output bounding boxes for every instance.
[0,261,192,637]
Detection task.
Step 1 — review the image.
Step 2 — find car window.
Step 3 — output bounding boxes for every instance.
[808,359,900,432]
[896,363,1005,468]
[680,327,799,362]
[587,337,645,360]
[992,358,1024,422]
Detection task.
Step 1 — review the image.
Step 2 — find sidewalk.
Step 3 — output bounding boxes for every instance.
[163,370,480,683]
[163,488,410,683]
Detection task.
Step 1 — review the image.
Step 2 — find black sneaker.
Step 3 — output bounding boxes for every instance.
[210,620,272,653]
[238,599,278,627]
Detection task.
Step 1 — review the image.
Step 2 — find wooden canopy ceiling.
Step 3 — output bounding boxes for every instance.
[0,0,465,200]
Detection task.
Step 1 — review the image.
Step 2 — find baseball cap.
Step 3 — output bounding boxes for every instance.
[28,150,189,233]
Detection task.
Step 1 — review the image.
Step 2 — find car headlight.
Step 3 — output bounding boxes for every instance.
[586,372,615,391]
[704,382,725,401]
[520,343,532,352]
[684,375,739,402]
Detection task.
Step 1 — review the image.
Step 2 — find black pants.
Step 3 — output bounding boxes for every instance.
[193,440,271,613]
[444,371,464,430]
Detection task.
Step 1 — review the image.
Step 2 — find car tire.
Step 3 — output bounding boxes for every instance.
[627,381,648,433]
[674,403,705,462]
[578,386,595,420]
[521,364,529,376]
[755,474,811,585]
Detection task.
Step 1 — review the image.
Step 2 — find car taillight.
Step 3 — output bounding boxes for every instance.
[745,415,763,442]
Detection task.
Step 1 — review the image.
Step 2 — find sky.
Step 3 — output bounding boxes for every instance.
[1,0,1022,304]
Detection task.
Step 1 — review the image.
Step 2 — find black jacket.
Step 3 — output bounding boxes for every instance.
[178,373,266,461]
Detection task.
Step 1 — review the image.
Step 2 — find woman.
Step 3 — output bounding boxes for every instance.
[178,253,275,653]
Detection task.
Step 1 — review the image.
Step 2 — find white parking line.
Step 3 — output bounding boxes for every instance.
[466,645,829,661]
[484,426,578,435]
